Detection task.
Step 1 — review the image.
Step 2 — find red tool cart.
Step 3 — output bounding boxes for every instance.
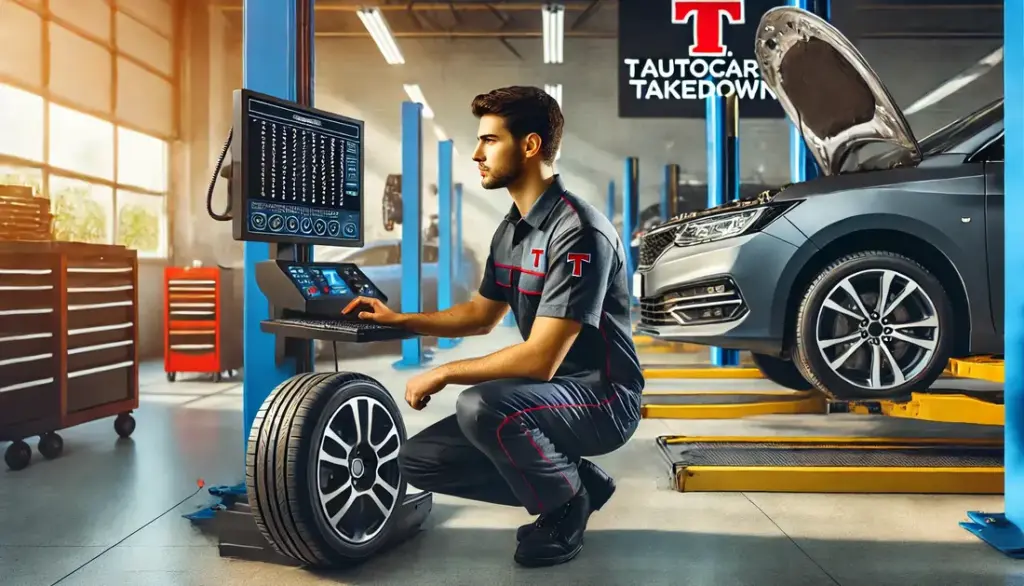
[163,265,242,382]
[0,242,140,471]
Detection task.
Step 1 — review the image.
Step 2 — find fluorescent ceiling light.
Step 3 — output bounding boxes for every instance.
[544,84,563,107]
[356,7,405,65]
[544,84,563,160]
[905,47,1002,115]
[542,4,565,64]
[403,84,435,119]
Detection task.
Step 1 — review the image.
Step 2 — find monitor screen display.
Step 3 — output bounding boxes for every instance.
[239,93,363,245]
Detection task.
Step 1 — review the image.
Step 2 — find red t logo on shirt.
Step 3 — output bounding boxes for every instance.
[566,253,591,277]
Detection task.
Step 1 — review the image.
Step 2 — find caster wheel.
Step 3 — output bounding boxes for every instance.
[167,372,176,382]
[247,372,408,568]
[751,353,813,391]
[114,414,136,438]
[38,433,64,460]
[794,250,953,401]
[5,440,32,471]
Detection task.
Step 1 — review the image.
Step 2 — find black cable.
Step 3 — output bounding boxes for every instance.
[332,341,339,372]
[207,128,234,222]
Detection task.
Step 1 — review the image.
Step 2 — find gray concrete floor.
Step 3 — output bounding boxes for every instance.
[1,327,1021,585]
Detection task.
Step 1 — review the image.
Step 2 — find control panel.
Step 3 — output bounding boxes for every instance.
[255,260,386,317]
[231,89,364,248]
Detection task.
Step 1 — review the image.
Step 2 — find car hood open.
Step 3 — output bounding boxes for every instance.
[754,7,922,176]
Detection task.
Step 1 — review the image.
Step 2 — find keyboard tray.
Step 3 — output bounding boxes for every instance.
[260,318,416,343]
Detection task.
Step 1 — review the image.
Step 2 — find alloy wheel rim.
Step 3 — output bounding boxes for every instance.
[315,395,402,544]
[814,268,939,391]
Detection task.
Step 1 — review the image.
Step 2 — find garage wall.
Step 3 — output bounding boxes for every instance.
[0,0,179,359]
[176,7,1003,273]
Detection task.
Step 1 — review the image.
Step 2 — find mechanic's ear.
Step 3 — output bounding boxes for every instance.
[523,133,543,159]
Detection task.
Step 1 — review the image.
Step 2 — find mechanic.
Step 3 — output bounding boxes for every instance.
[343,86,644,567]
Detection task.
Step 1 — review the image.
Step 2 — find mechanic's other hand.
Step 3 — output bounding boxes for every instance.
[342,296,399,324]
[405,369,446,411]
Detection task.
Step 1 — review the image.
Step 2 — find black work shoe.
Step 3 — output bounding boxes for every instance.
[516,459,615,542]
[514,486,591,567]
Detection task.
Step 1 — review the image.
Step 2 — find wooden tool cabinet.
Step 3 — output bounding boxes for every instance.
[0,242,139,471]
[163,266,242,382]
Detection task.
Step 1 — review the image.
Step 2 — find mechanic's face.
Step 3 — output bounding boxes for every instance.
[472,114,535,190]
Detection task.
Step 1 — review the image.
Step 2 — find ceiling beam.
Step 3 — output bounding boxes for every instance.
[216,1,612,12]
[315,30,615,38]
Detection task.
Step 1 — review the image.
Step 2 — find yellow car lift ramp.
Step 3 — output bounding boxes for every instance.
[642,390,827,419]
[657,435,1004,495]
[642,365,764,379]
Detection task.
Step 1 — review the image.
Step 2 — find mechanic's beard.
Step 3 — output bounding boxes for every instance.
[481,158,523,190]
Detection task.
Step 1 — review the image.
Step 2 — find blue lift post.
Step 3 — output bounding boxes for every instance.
[437,139,460,349]
[455,181,464,298]
[606,179,616,221]
[241,0,301,451]
[705,89,740,366]
[623,157,639,297]
[961,0,1024,557]
[660,166,670,222]
[394,101,432,369]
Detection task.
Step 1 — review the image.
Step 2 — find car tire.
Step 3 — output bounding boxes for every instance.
[793,250,953,401]
[750,353,813,391]
[246,372,407,568]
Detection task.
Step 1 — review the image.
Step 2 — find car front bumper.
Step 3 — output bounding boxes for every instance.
[636,229,801,355]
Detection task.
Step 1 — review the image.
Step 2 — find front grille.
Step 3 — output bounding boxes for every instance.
[638,227,676,269]
[640,278,746,326]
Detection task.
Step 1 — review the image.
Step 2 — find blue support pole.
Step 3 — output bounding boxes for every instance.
[705,90,733,367]
[606,179,616,221]
[961,0,1024,557]
[455,182,464,291]
[241,0,299,451]
[660,165,671,222]
[394,101,432,369]
[623,157,639,297]
[437,140,460,349]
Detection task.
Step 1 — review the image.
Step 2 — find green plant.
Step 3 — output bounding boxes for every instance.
[117,203,159,251]
[51,186,107,243]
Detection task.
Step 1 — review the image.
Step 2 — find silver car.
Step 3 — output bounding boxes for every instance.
[636,7,1004,401]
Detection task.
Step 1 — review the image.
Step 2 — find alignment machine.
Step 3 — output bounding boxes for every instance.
[205,89,432,568]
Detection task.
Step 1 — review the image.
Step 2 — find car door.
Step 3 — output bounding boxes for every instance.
[978,135,1004,333]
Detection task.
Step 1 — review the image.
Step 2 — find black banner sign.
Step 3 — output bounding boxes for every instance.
[618,0,788,119]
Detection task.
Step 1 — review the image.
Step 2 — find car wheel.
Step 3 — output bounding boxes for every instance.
[750,353,813,391]
[794,251,953,401]
[246,372,407,568]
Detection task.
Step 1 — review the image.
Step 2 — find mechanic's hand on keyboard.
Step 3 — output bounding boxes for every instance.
[342,296,401,326]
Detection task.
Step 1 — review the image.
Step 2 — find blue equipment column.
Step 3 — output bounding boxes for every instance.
[622,157,639,297]
[437,140,460,349]
[962,0,1024,557]
[660,166,670,222]
[394,101,432,369]
[705,90,740,367]
[455,182,464,292]
[241,0,300,448]
[606,180,616,221]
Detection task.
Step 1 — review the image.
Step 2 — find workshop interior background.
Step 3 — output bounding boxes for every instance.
[0,0,1004,359]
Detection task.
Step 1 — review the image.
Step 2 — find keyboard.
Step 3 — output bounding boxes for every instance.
[260,317,415,343]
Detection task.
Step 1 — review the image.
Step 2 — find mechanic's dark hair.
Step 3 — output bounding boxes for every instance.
[471,86,563,164]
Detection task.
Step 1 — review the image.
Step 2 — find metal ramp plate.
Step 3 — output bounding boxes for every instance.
[658,436,1004,494]
[642,391,827,419]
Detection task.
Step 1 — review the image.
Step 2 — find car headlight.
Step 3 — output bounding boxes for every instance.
[673,208,764,246]
[672,201,798,247]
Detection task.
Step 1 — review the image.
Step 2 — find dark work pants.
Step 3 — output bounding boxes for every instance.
[398,377,639,516]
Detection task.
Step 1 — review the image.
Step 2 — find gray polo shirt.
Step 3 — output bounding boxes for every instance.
[478,176,645,397]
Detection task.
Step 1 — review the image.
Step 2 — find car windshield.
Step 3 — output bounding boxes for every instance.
[857,98,1003,171]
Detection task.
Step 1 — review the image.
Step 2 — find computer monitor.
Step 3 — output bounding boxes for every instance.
[230,89,364,248]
